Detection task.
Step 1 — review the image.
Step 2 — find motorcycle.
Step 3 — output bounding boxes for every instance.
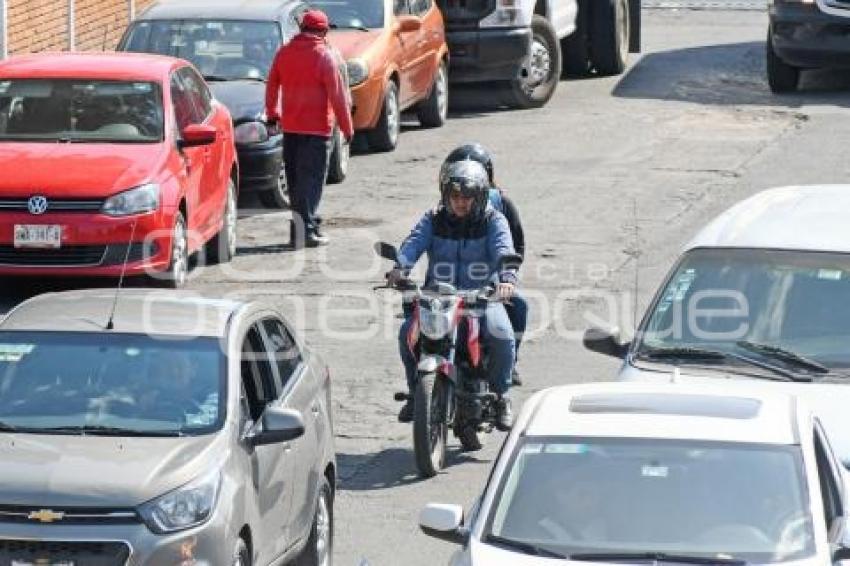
[374,241,521,478]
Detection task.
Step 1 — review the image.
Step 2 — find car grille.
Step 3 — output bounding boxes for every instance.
[0,245,107,266]
[0,505,140,525]
[0,198,104,213]
[437,0,497,30]
[0,539,130,565]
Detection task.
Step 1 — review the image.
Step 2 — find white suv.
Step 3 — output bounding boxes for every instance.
[584,185,850,469]
[419,382,850,564]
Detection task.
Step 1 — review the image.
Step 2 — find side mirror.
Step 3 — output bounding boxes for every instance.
[179,124,217,148]
[834,545,850,562]
[374,241,399,262]
[419,503,468,545]
[249,407,305,447]
[498,253,523,272]
[583,326,629,358]
[396,16,422,33]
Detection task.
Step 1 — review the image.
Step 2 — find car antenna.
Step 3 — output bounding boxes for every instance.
[106,220,138,331]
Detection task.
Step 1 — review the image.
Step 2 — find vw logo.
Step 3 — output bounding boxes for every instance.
[27,196,48,215]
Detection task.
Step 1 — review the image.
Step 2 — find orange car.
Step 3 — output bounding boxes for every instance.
[311,0,449,152]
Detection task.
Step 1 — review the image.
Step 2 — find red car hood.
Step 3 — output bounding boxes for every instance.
[0,142,168,198]
[327,30,382,60]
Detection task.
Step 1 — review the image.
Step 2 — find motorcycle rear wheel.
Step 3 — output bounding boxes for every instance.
[413,372,448,478]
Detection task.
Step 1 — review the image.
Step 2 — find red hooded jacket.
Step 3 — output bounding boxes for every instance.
[265,33,354,139]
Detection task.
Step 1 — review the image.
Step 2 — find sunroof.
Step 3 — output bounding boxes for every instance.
[569,393,762,419]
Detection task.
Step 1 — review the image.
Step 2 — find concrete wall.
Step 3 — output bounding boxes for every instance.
[1,0,157,57]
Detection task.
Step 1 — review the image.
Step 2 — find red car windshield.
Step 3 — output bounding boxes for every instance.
[0,79,163,143]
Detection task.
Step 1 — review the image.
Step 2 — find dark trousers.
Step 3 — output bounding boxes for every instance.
[283,133,331,242]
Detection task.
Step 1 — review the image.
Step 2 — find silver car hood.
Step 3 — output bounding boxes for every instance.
[622,362,850,465]
[0,431,230,507]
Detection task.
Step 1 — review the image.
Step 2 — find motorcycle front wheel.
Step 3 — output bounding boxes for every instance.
[413,372,448,478]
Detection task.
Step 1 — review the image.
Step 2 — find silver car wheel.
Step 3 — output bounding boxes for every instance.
[521,38,552,95]
[225,182,237,258]
[316,490,332,566]
[386,87,400,147]
[170,217,188,287]
[436,65,449,122]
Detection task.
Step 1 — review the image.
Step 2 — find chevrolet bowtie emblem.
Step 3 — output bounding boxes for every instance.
[28,509,65,523]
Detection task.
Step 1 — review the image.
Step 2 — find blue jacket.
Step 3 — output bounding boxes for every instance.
[397,205,517,290]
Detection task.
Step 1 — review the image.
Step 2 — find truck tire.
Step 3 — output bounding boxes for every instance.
[561,0,591,77]
[766,30,800,93]
[502,15,561,109]
[589,0,630,76]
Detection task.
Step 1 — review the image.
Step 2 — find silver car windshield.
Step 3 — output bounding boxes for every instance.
[123,20,283,81]
[0,331,224,436]
[486,437,815,563]
[309,0,386,29]
[0,79,163,143]
[636,247,850,371]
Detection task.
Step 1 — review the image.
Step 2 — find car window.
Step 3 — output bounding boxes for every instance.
[411,0,432,16]
[261,318,302,393]
[308,0,386,28]
[240,324,279,421]
[121,19,282,81]
[170,72,195,131]
[178,67,212,121]
[0,79,163,142]
[393,0,411,16]
[0,331,224,436]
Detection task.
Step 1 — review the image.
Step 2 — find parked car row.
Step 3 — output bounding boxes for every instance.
[419,184,850,564]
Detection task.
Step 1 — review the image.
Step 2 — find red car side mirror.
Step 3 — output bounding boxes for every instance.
[395,16,422,33]
[180,124,217,148]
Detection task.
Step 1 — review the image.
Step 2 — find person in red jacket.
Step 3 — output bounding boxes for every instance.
[265,9,354,248]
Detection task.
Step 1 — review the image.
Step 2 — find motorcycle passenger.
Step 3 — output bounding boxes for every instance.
[442,143,528,386]
[388,159,517,431]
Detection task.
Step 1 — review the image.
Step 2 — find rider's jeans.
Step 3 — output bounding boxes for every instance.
[504,291,528,359]
[399,302,515,396]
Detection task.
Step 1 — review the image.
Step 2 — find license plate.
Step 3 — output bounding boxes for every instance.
[13,225,61,248]
[12,561,74,566]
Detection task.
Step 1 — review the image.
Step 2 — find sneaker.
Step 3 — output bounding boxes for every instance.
[511,367,523,387]
[397,399,414,423]
[305,233,329,248]
[495,396,514,431]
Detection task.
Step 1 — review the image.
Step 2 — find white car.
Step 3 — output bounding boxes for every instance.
[584,185,850,468]
[419,382,850,565]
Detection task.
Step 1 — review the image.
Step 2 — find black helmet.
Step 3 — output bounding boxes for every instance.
[442,142,494,185]
[439,159,490,219]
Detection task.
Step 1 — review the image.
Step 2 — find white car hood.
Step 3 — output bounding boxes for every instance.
[621,363,850,465]
[455,538,823,565]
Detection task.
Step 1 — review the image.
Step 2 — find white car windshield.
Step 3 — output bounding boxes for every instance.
[486,437,815,563]
[0,331,224,436]
[636,248,850,374]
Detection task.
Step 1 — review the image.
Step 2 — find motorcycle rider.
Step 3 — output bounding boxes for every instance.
[388,159,517,431]
[442,143,528,386]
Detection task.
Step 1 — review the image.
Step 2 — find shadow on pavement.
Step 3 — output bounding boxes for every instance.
[614,41,850,108]
[0,276,147,318]
[337,444,495,492]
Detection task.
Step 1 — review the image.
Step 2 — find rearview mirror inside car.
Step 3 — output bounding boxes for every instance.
[419,503,468,545]
[179,124,217,148]
[583,326,629,358]
[249,407,305,447]
[374,241,399,262]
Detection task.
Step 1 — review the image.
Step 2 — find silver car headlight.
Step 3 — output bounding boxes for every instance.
[346,58,370,87]
[101,183,160,216]
[139,469,221,534]
[234,121,270,144]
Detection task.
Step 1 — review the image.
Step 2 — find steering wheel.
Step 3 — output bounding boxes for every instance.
[774,512,812,547]
[537,516,586,541]
[695,523,773,546]
[147,398,203,422]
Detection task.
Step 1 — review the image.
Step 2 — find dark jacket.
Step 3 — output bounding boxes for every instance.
[489,188,525,259]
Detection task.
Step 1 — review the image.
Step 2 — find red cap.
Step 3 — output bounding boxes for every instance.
[300,9,330,32]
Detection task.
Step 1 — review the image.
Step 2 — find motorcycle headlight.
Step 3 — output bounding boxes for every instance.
[234,121,270,144]
[101,183,160,216]
[420,301,454,340]
[139,469,221,534]
[346,58,370,87]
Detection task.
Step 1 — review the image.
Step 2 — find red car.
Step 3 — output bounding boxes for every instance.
[0,52,238,287]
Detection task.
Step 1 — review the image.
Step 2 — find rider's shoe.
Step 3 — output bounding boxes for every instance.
[511,367,523,387]
[397,399,414,423]
[495,396,514,431]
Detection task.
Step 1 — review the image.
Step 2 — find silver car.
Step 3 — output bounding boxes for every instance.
[0,289,335,566]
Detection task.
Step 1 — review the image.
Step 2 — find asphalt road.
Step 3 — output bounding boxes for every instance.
[2,6,850,566]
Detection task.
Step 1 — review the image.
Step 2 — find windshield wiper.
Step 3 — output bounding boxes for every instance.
[329,23,370,32]
[736,340,829,375]
[202,74,230,82]
[570,551,745,564]
[484,535,566,558]
[640,346,810,382]
[35,425,183,437]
